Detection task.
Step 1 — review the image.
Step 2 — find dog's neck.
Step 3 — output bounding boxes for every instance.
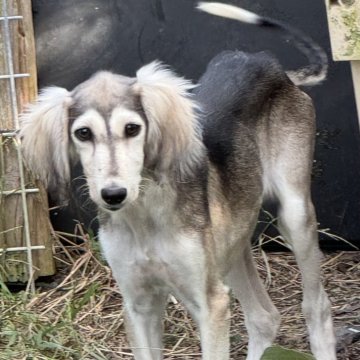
[99,163,210,237]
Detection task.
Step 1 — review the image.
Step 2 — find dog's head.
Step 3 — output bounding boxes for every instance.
[19,62,204,211]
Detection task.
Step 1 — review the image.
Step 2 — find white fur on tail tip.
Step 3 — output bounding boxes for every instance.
[197,2,261,25]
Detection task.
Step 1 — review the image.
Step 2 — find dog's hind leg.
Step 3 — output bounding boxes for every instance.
[268,92,336,360]
[226,242,281,360]
[276,184,336,360]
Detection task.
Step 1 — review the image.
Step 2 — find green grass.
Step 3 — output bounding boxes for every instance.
[0,282,107,359]
[261,346,315,360]
[0,235,121,360]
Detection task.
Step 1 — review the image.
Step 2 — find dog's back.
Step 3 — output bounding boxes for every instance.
[195,50,314,199]
[195,50,290,163]
[196,50,288,116]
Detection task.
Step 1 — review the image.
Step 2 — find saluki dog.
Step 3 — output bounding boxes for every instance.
[20,2,336,360]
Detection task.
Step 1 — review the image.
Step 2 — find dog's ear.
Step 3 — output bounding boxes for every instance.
[134,61,204,178]
[19,87,72,202]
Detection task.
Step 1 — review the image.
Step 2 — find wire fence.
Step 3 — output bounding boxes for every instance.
[0,0,43,293]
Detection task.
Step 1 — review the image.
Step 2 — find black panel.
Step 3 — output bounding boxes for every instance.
[32,0,360,249]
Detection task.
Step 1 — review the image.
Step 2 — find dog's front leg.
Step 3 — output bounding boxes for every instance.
[122,287,168,360]
[180,278,231,360]
[99,229,168,360]
[169,231,231,360]
[199,283,231,360]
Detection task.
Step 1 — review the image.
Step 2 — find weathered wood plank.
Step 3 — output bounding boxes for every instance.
[0,0,55,282]
[325,0,360,61]
[325,1,360,133]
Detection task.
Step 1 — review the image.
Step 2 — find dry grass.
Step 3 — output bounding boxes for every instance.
[0,228,359,360]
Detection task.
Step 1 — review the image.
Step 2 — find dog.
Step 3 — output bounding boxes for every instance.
[19,2,336,360]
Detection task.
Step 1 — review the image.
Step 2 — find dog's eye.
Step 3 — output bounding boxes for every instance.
[74,127,92,141]
[125,123,141,137]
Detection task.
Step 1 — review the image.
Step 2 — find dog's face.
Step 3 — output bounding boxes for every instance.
[19,62,204,211]
[68,71,148,211]
[70,106,146,211]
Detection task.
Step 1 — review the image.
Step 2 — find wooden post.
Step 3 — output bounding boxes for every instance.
[0,0,55,283]
[325,0,360,130]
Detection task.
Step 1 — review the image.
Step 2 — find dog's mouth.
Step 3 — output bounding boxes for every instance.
[102,203,125,212]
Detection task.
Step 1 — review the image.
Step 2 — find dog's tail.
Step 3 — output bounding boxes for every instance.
[197,2,328,86]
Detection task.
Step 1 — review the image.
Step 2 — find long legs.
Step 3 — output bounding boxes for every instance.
[193,284,231,360]
[277,187,336,360]
[226,243,280,360]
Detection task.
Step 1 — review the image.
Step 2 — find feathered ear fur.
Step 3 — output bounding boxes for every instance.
[19,87,72,202]
[134,61,204,178]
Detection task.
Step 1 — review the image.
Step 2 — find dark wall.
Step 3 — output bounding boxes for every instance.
[32,0,360,249]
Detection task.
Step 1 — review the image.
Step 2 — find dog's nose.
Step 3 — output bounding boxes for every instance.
[101,187,127,205]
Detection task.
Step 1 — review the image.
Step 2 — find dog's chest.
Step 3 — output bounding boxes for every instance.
[99,199,205,294]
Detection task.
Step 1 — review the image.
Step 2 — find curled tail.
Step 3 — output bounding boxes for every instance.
[197,2,328,86]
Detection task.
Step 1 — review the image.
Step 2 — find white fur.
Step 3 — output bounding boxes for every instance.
[71,107,146,209]
[197,2,261,25]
